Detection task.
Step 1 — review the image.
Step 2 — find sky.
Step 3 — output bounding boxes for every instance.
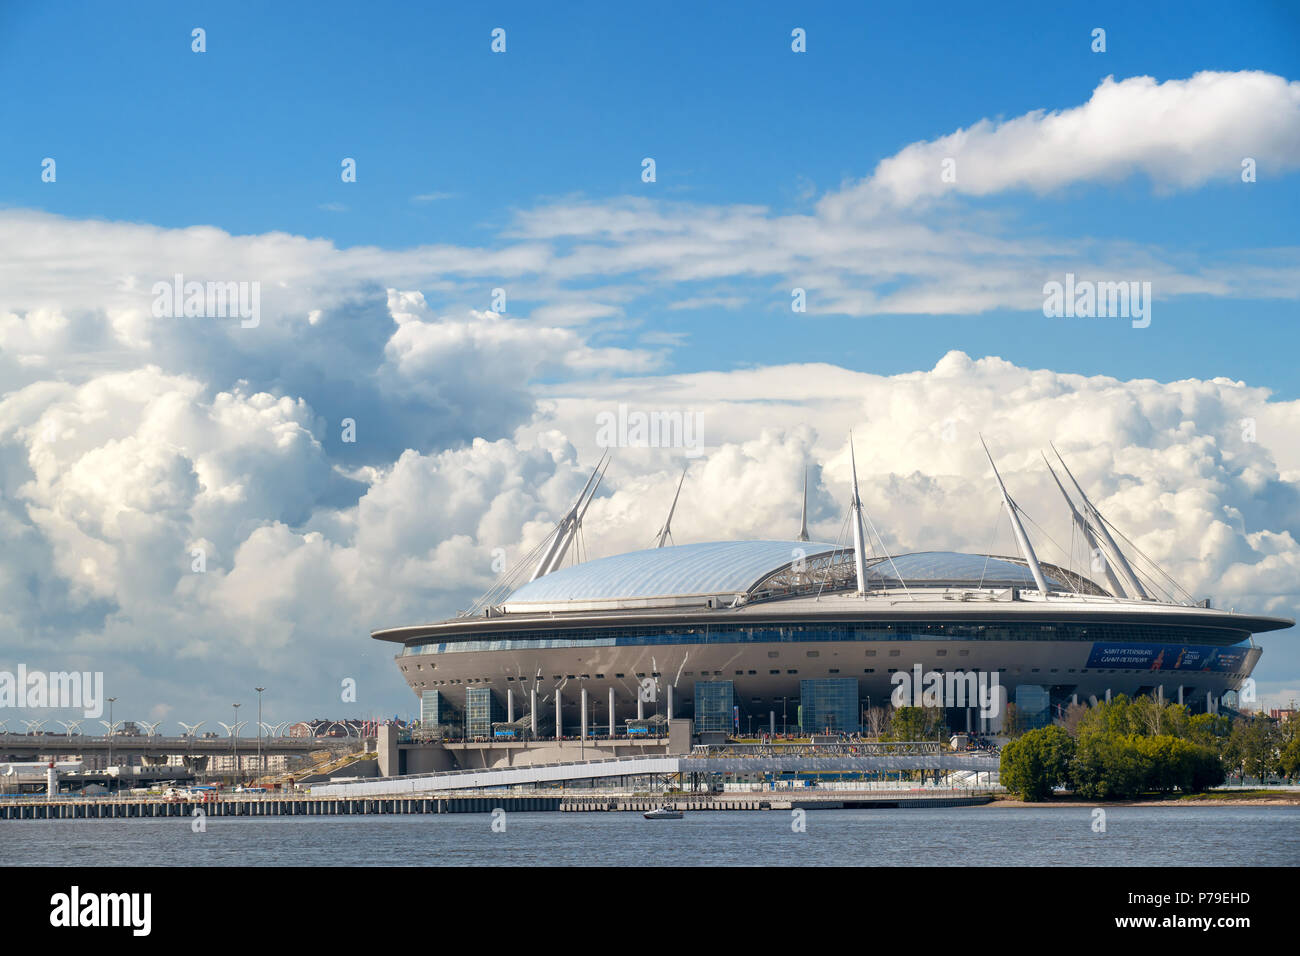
[0,1,1298,730]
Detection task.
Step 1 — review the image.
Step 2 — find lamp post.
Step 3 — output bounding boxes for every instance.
[106,697,117,778]
[255,687,265,778]
[232,703,241,782]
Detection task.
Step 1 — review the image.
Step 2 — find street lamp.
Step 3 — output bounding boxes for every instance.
[106,697,117,778]
[232,703,241,782]
[255,687,265,778]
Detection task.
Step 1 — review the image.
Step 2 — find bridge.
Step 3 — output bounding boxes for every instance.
[310,742,1000,796]
[0,733,355,760]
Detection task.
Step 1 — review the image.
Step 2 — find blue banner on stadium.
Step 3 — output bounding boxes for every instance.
[1085,643,1250,672]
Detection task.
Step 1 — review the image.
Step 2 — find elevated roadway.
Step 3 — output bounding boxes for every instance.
[310,742,999,796]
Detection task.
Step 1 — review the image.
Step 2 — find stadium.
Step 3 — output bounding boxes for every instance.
[374,445,1292,740]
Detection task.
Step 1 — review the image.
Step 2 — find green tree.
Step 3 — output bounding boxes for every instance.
[1279,732,1300,782]
[1186,712,1231,751]
[1000,725,1075,801]
[1241,715,1278,784]
[1071,733,1146,800]
[888,706,927,742]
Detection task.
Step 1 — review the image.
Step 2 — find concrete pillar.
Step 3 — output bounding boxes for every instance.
[1177,686,1184,706]
[966,708,972,733]
[1106,688,1112,703]
[1071,693,1078,706]
[555,691,562,741]
[769,711,775,736]
[377,723,400,778]
[637,694,644,720]
[667,684,674,720]
[507,688,514,724]
[608,688,615,737]
[581,688,588,740]
[531,687,538,736]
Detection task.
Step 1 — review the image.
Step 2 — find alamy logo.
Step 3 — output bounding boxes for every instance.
[890,664,1001,718]
[595,404,703,457]
[0,666,104,719]
[49,886,151,936]
[151,273,260,328]
[1042,273,1151,329]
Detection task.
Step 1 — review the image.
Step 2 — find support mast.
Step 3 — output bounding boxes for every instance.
[797,467,810,542]
[849,438,869,596]
[655,463,688,548]
[981,437,1051,596]
[1043,454,1127,597]
[1051,445,1149,600]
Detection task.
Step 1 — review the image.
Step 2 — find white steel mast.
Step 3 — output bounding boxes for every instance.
[1051,444,1150,600]
[1043,453,1127,597]
[543,457,608,576]
[981,436,1051,596]
[529,453,607,582]
[655,463,689,548]
[797,467,810,542]
[849,438,869,596]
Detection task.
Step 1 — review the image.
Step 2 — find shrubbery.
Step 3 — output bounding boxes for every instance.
[1000,695,1238,801]
[999,725,1075,801]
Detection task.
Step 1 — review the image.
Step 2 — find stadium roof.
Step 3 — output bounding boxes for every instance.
[502,541,1074,608]
[866,551,1070,590]
[504,540,840,606]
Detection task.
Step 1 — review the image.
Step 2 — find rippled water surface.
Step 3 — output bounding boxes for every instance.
[3,806,1297,866]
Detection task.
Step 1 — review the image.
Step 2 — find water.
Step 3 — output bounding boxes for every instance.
[2,806,1297,866]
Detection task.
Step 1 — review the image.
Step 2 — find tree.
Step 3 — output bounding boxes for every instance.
[862,706,886,739]
[1241,715,1278,784]
[1057,701,1088,736]
[1000,725,1075,801]
[1279,731,1300,782]
[1001,702,1023,738]
[1186,712,1231,751]
[1072,733,1146,800]
[888,706,927,742]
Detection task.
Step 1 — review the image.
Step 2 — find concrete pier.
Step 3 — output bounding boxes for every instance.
[0,791,992,820]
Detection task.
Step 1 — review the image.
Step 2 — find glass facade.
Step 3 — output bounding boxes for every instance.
[464,686,503,737]
[1015,684,1051,729]
[694,680,734,733]
[420,690,446,726]
[800,678,860,734]
[403,621,1251,656]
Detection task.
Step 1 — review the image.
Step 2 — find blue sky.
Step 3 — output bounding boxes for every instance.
[3,1,1299,392]
[1,2,1298,725]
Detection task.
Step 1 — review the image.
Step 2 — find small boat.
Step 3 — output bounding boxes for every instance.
[643,805,683,820]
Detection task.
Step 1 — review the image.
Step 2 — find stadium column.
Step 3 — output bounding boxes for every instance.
[530,687,538,736]
[637,695,644,720]
[608,688,615,737]
[555,692,563,741]
[507,688,514,724]
[770,711,775,736]
[667,684,674,720]
[581,688,588,740]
